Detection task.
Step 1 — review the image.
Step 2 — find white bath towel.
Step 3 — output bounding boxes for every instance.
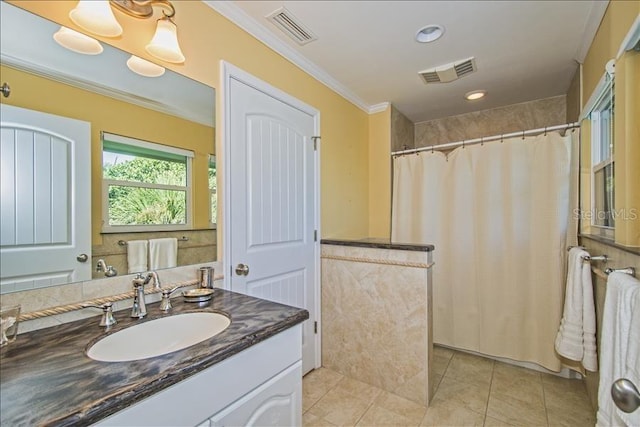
[597,272,640,427]
[127,240,148,273]
[554,247,598,371]
[622,276,640,427]
[149,238,177,270]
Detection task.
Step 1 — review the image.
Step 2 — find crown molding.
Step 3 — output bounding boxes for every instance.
[368,102,390,114]
[204,1,377,114]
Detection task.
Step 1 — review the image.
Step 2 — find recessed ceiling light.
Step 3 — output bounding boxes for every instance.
[465,90,486,101]
[415,25,444,43]
[53,26,103,55]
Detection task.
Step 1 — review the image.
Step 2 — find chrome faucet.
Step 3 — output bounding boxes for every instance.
[130,272,161,318]
[147,271,161,288]
[82,302,117,327]
[96,259,118,277]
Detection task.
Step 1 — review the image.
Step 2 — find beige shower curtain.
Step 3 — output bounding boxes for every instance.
[392,131,579,371]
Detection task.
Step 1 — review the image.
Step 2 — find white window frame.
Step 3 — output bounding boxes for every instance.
[588,74,615,239]
[208,154,217,229]
[101,132,194,233]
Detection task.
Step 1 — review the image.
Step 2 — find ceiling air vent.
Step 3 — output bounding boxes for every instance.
[266,7,317,46]
[419,57,477,84]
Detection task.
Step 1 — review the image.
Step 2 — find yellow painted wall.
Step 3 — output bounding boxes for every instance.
[10,1,372,240]
[580,1,640,247]
[0,65,214,244]
[582,1,640,102]
[613,50,640,246]
[368,108,391,238]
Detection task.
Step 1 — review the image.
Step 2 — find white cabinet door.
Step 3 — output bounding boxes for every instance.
[0,104,91,293]
[210,362,302,427]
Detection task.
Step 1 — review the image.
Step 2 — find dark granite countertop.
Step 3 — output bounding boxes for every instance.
[0,289,308,427]
[321,238,434,252]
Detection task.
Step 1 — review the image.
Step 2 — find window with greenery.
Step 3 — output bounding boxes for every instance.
[209,155,217,227]
[590,75,615,235]
[102,133,193,232]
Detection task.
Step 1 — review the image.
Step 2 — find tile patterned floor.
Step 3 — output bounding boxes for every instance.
[303,346,596,426]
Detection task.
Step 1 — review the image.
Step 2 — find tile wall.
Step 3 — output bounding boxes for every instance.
[414,95,567,148]
[391,105,415,152]
[92,229,217,279]
[321,244,433,405]
[0,261,222,333]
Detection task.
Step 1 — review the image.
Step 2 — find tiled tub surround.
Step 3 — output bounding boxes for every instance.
[0,289,309,426]
[414,95,567,148]
[0,261,222,333]
[321,240,434,406]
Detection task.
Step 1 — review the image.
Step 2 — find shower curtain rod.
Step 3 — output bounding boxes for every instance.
[391,122,580,157]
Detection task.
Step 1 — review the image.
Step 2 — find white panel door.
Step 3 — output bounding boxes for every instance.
[227,72,318,374]
[0,104,91,293]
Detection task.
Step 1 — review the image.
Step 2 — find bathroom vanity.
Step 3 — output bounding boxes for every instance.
[0,289,308,426]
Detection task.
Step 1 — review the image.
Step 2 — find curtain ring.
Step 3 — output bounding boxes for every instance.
[480,137,484,147]
[544,126,547,136]
[500,134,504,143]
[521,130,525,140]
[462,140,466,149]
[431,144,434,154]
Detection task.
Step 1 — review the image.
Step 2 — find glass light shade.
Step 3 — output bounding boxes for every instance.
[126,55,166,78]
[53,26,103,55]
[145,18,185,64]
[69,0,122,37]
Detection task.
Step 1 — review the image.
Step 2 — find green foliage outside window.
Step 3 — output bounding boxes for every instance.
[104,157,187,225]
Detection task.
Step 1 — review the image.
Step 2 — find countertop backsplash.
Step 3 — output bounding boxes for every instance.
[0,261,223,334]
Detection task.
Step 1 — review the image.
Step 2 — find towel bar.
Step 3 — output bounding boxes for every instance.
[604,267,636,276]
[118,236,189,246]
[581,255,608,263]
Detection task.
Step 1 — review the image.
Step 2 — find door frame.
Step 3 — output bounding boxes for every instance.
[219,61,322,370]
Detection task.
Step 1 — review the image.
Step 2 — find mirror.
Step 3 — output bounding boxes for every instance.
[0,2,216,294]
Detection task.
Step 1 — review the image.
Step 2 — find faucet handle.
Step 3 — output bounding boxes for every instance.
[82,302,117,327]
[132,273,148,287]
[159,286,180,312]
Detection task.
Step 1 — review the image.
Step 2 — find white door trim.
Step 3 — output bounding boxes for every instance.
[219,61,322,370]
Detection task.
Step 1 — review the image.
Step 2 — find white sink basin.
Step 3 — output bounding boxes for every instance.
[87,312,230,362]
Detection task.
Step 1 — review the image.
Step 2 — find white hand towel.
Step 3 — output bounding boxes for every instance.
[149,238,177,270]
[555,247,598,371]
[597,272,640,427]
[127,240,148,273]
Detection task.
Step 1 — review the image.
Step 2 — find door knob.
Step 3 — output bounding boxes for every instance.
[612,378,640,413]
[76,253,89,263]
[235,263,250,276]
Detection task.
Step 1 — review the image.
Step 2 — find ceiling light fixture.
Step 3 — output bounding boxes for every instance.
[415,25,444,43]
[53,26,104,55]
[69,0,185,64]
[465,90,486,101]
[126,55,166,77]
